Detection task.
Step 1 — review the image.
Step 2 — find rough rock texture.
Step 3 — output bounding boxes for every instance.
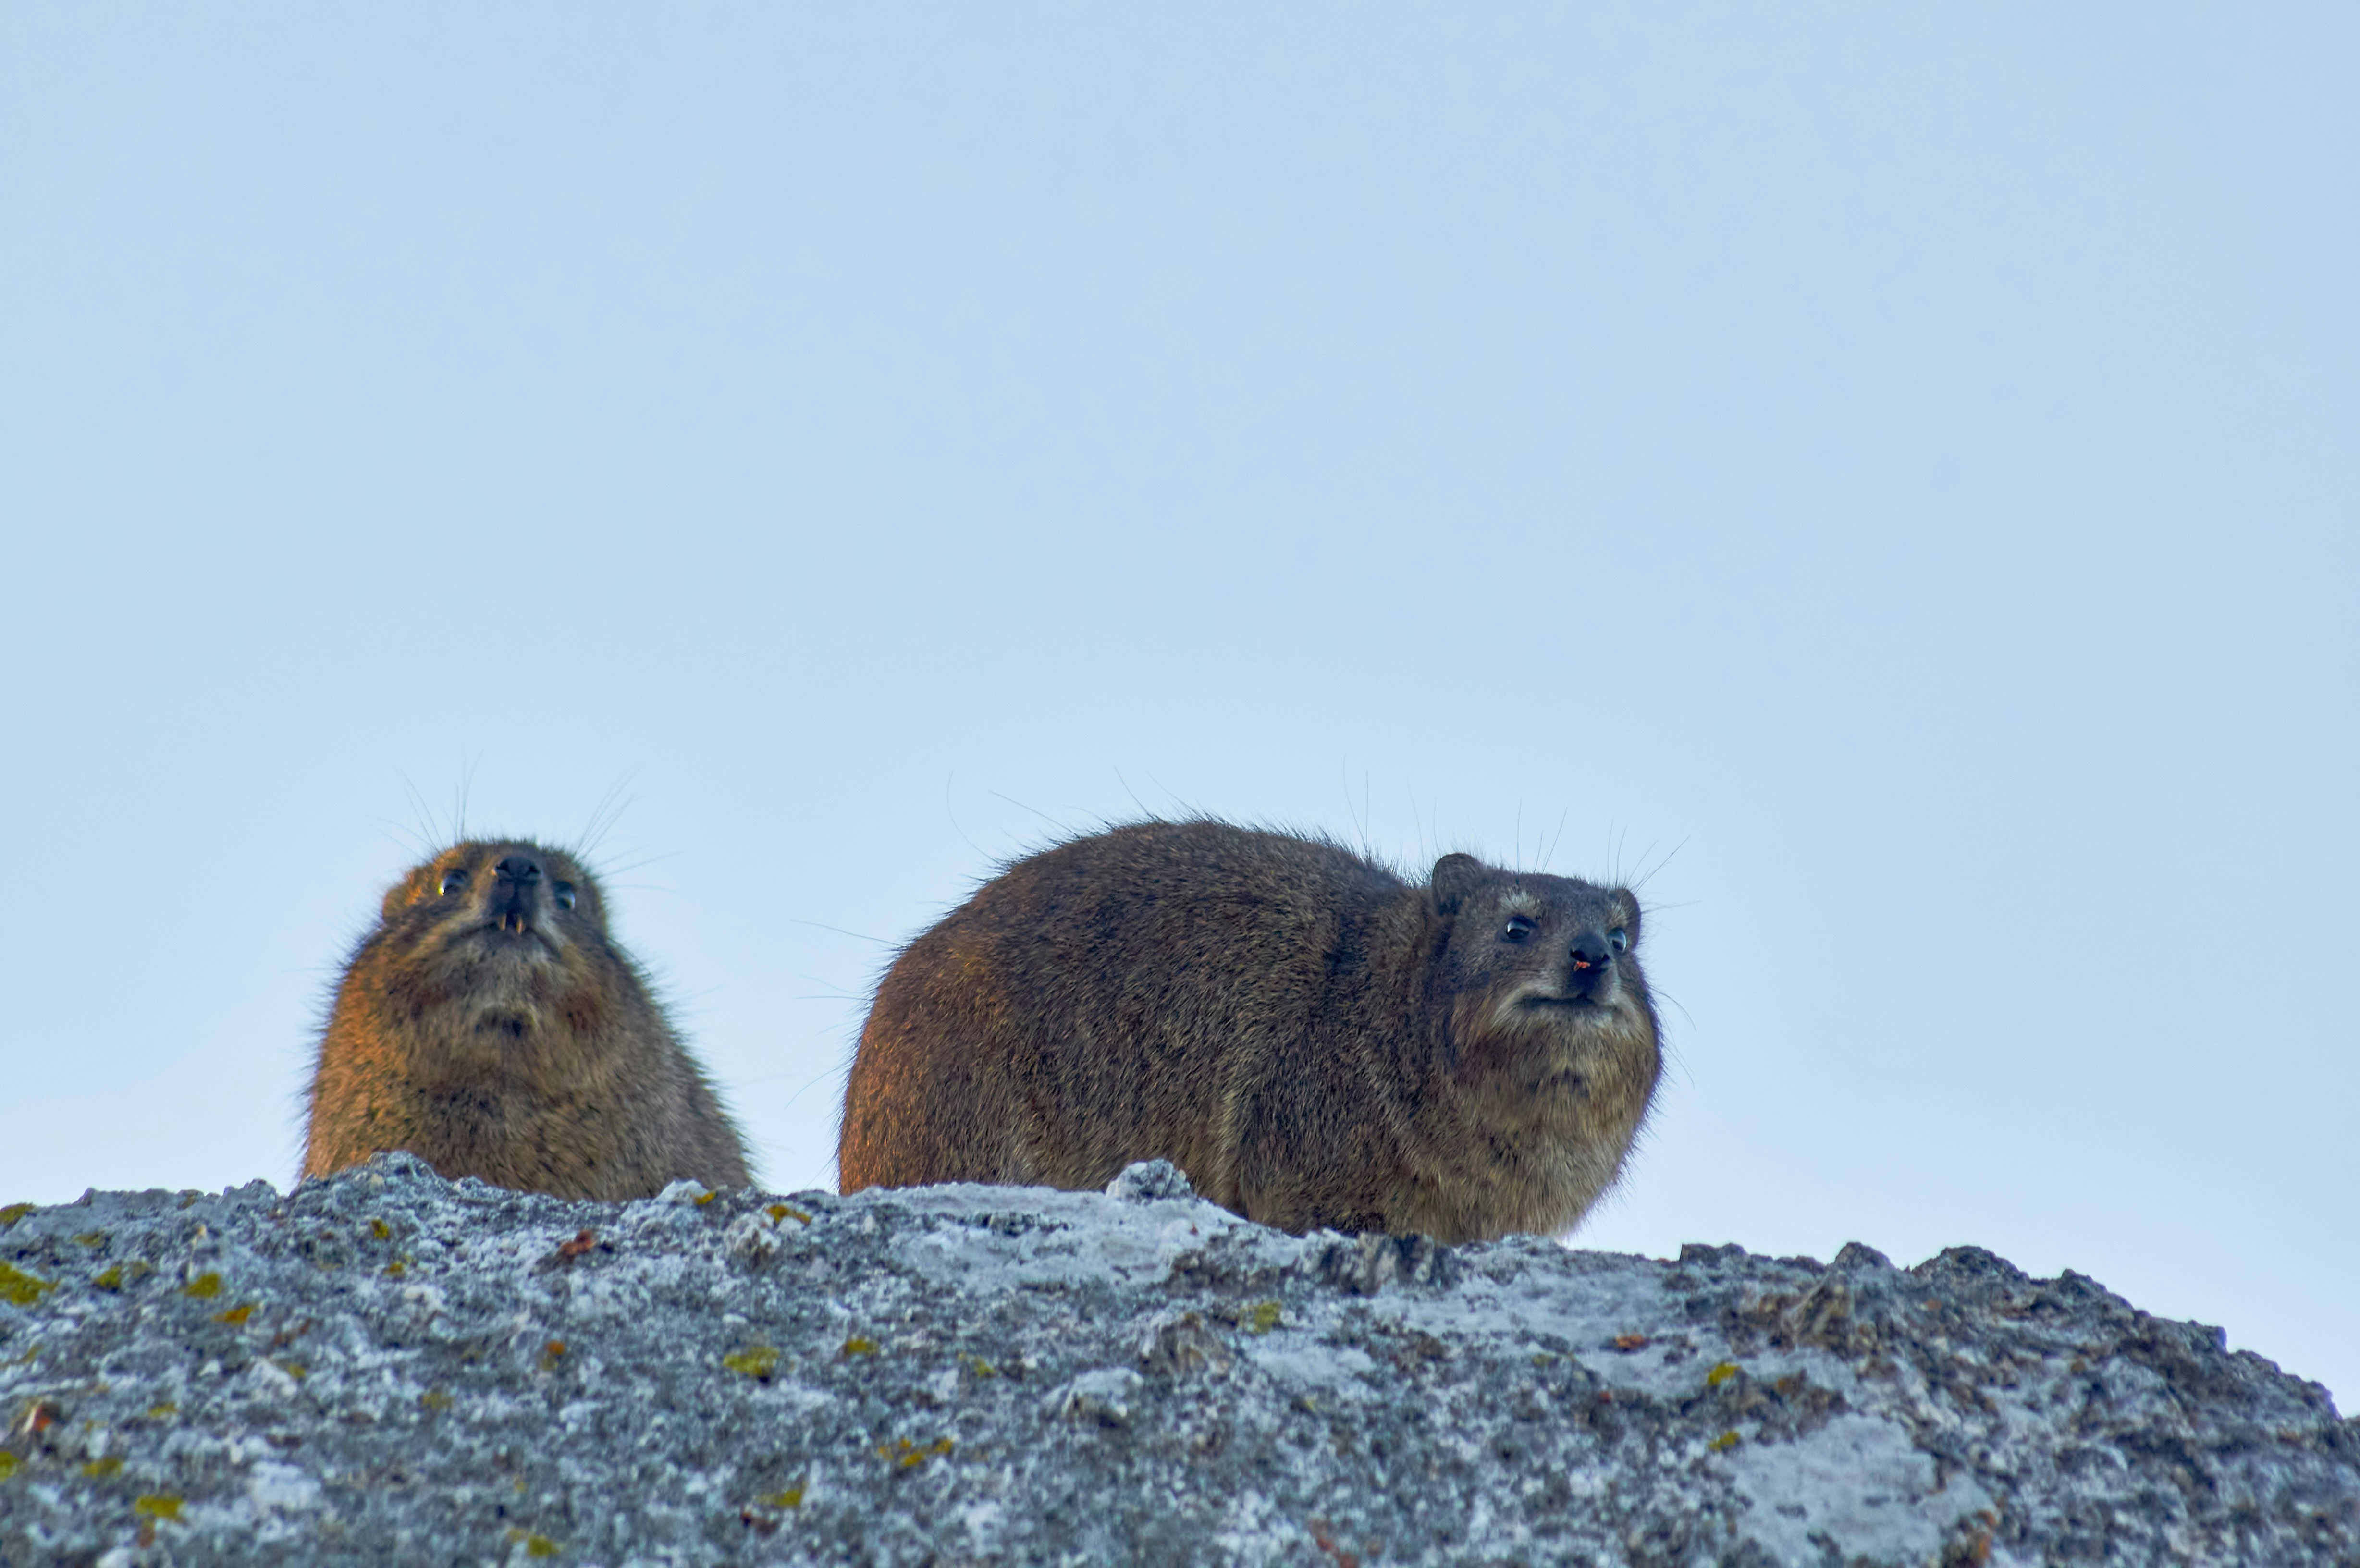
[1,1155,2353,1566]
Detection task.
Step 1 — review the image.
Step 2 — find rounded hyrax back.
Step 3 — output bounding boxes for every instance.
[305,839,750,1200]
[838,820,1660,1241]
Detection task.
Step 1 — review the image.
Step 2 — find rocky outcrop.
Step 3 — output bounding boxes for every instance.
[1,1155,2353,1565]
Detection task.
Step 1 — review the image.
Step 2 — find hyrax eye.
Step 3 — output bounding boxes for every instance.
[1502,915,1536,942]
[438,869,470,896]
[1608,927,1629,954]
[553,881,577,911]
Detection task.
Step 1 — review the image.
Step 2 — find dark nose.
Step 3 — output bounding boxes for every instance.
[494,857,541,934]
[1569,931,1614,991]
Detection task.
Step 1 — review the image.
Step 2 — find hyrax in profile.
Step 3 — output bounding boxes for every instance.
[304,839,750,1200]
[839,820,1661,1242]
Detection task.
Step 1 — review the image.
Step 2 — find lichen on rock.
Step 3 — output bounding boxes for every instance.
[0,1152,2353,1565]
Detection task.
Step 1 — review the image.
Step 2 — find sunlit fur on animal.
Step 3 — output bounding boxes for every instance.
[304,838,748,1201]
[839,820,1661,1243]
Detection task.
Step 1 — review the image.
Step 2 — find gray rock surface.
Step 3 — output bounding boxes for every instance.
[1,1154,2353,1566]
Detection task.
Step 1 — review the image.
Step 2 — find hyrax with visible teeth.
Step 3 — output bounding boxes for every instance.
[305,839,749,1200]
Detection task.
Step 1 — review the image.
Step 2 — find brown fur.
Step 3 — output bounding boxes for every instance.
[304,839,750,1200]
[838,820,1661,1242]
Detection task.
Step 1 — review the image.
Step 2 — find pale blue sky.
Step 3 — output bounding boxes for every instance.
[4,7,2353,1404]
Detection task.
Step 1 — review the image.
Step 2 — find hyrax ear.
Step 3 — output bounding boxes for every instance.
[1428,853,1485,916]
[382,870,431,923]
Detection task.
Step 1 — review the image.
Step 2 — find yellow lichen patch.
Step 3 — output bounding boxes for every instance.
[0,1204,33,1229]
[1708,1430,1742,1452]
[72,1232,105,1249]
[1705,1361,1741,1388]
[147,1402,177,1418]
[213,1303,256,1325]
[92,1266,123,1291]
[384,1258,408,1277]
[0,1452,20,1480]
[0,1262,58,1306]
[840,1336,878,1357]
[133,1494,183,1519]
[965,1355,996,1379]
[180,1273,223,1299]
[877,1436,954,1469]
[694,1191,718,1206]
[369,1219,390,1240]
[766,1204,811,1225]
[1246,1301,1282,1335]
[81,1455,124,1477]
[761,1486,805,1508]
[278,1360,307,1380]
[723,1345,780,1380]
[504,1527,560,1557]
[420,1389,453,1410]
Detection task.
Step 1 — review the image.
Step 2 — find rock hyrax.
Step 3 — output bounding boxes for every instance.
[304,839,750,1200]
[838,820,1660,1242]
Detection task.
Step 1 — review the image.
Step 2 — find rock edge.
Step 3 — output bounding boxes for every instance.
[1,1156,2354,1566]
